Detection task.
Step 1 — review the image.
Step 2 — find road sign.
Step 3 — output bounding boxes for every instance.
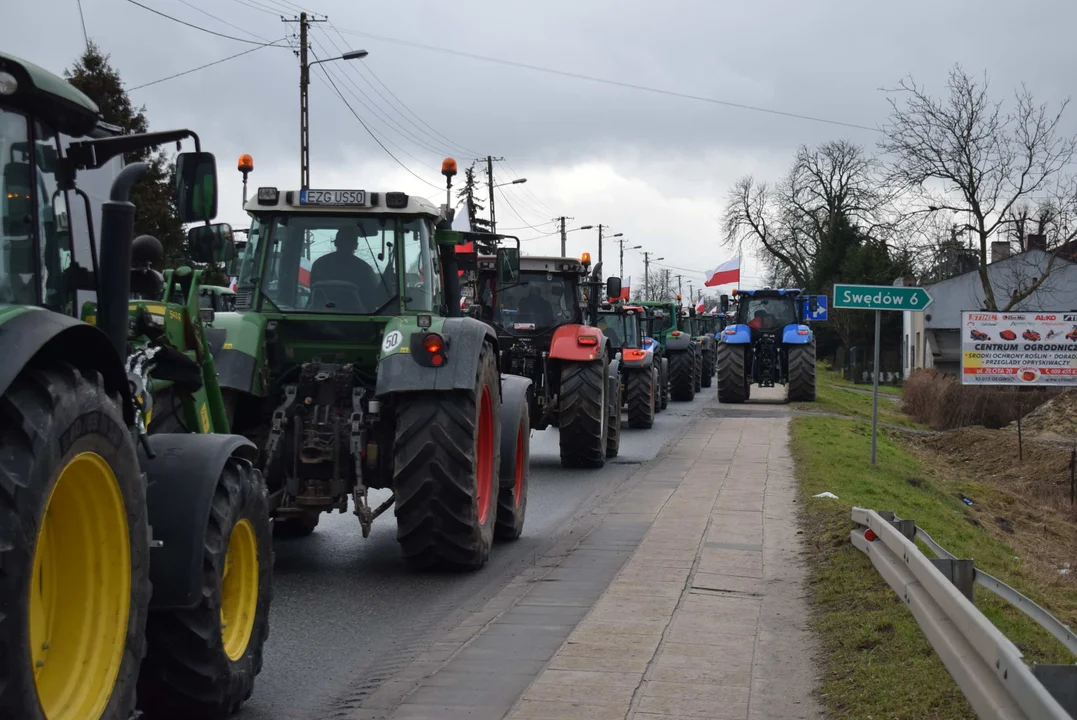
[802,295,828,322]
[832,284,932,312]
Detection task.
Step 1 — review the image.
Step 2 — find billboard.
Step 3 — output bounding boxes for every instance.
[961,311,1077,385]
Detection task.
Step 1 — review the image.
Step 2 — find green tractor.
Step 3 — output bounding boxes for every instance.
[639,300,702,402]
[686,308,718,389]
[213,164,533,569]
[0,52,271,720]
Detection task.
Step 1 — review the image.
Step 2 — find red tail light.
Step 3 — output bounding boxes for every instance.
[423,333,446,366]
[577,335,599,346]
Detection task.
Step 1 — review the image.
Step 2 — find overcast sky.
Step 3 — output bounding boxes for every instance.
[5,0,1076,297]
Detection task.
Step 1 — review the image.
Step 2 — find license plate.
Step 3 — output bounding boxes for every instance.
[461,286,475,298]
[299,189,366,206]
[514,323,536,331]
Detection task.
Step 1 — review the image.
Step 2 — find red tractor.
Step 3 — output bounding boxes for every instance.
[1023,329,1042,342]
[1067,326,1077,341]
[461,245,624,468]
[970,329,990,341]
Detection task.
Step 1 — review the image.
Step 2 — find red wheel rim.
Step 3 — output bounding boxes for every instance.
[513,426,525,509]
[476,386,494,525]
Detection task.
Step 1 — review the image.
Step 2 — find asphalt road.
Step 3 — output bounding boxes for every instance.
[239,390,714,720]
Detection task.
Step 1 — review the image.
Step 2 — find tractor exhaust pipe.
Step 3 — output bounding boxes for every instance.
[97,162,149,361]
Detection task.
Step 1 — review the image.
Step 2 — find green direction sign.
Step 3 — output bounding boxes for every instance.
[832,283,932,312]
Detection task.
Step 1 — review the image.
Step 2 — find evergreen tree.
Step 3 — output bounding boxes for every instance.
[65,42,184,264]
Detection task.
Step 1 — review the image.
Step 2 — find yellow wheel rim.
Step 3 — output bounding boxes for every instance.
[30,452,131,720]
[220,518,258,661]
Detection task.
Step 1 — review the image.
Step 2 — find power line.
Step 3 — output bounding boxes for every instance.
[128,41,286,91]
[332,28,881,133]
[499,158,558,215]
[122,0,276,45]
[175,0,272,42]
[76,0,90,51]
[310,31,458,158]
[327,21,480,159]
[226,0,282,16]
[312,63,441,190]
[496,185,552,234]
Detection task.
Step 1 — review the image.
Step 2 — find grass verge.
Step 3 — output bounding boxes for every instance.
[792,415,1075,719]
[793,366,923,430]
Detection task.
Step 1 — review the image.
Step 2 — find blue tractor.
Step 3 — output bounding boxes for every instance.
[715,289,820,403]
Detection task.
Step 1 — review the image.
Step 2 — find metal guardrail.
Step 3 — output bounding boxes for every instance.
[850,507,1077,720]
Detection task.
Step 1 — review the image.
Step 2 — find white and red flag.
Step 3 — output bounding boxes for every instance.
[299,256,312,287]
[704,257,740,287]
[695,299,705,313]
[617,276,631,301]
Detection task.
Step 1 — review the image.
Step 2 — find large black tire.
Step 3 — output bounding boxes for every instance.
[654,357,663,408]
[786,340,818,402]
[626,368,656,429]
[606,377,621,458]
[138,457,272,719]
[0,362,150,720]
[668,351,695,402]
[272,512,320,539]
[716,342,750,404]
[393,343,501,569]
[558,358,608,468]
[701,345,714,388]
[495,394,529,542]
[692,345,703,393]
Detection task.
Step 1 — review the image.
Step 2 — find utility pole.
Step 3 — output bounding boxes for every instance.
[688,281,694,305]
[560,216,567,257]
[483,155,504,233]
[284,12,327,189]
[663,269,670,299]
[597,224,604,266]
[675,274,684,299]
[644,252,651,301]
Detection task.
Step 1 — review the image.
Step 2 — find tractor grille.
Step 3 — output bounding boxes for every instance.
[234,288,254,310]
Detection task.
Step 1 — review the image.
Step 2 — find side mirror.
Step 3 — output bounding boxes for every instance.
[188,223,236,264]
[496,246,520,283]
[199,307,216,325]
[720,294,729,312]
[605,276,622,300]
[435,228,462,246]
[175,152,219,223]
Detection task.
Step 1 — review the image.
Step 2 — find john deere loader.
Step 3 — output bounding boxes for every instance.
[0,52,271,720]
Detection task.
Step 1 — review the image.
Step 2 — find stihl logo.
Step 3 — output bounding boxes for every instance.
[969,313,996,321]
[1065,315,1077,322]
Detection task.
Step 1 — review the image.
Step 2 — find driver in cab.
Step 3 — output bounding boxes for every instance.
[309,227,377,301]
[748,309,773,331]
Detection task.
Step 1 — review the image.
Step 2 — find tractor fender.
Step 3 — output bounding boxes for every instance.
[498,374,532,486]
[376,316,498,396]
[619,348,654,369]
[720,324,752,344]
[212,311,268,396]
[0,307,133,423]
[548,324,605,362]
[608,357,620,378]
[782,324,813,345]
[664,333,693,351]
[140,433,258,610]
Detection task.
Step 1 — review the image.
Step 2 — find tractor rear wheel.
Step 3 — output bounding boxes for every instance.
[605,377,621,458]
[558,357,608,468]
[786,340,817,402]
[393,342,501,569]
[0,362,149,720]
[495,394,529,542]
[716,343,750,404]
[272,512,320,539]
[668,351,695,402]
[626,368,655,429]
[658,358,669,411]
[138,458,272,719]
[701,346,714,388]
[692,346,703,393]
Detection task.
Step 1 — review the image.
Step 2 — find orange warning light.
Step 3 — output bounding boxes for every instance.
[238,154,254,173]
[441,157,458,177]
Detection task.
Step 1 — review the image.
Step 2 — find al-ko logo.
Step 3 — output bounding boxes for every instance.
[1036,315,1058,321]
[969,313,997,321]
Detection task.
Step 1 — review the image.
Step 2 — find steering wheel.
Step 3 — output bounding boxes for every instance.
[310,280,365,311]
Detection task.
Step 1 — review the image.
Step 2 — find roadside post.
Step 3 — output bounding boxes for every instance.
[833,284,933,464]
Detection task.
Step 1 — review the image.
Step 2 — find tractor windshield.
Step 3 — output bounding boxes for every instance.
[740,295,797,331]
[482,270,577,332]
[246,213,433,314]
[649,310,673,335]
[597,312,640,350]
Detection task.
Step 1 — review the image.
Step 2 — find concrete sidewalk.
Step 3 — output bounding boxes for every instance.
[508,393,819,720]
[357,389,819,720]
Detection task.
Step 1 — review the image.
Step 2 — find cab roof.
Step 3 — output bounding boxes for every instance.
[0,51,100,136]
[244,187,442,217]
[475,255,588,274]
[734,288,803,297]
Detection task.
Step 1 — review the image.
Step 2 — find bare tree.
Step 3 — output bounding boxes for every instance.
[881,64,1077,310]
[722,141,909,290]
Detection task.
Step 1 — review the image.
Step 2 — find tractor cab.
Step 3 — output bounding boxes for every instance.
[597,302,645,352]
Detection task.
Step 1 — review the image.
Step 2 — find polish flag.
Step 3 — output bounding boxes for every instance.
[229,276,238,292]
[704,257,740,287]
[709,306,718,315]
[452,201,474,255]
[695,299,705,313]
[299,257,312,287]
[616,275,631,301]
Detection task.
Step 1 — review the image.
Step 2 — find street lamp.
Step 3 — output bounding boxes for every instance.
[301,48,368,188]
[619,243,641,278]
[492,178,527,188]
[560,224,593,256]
